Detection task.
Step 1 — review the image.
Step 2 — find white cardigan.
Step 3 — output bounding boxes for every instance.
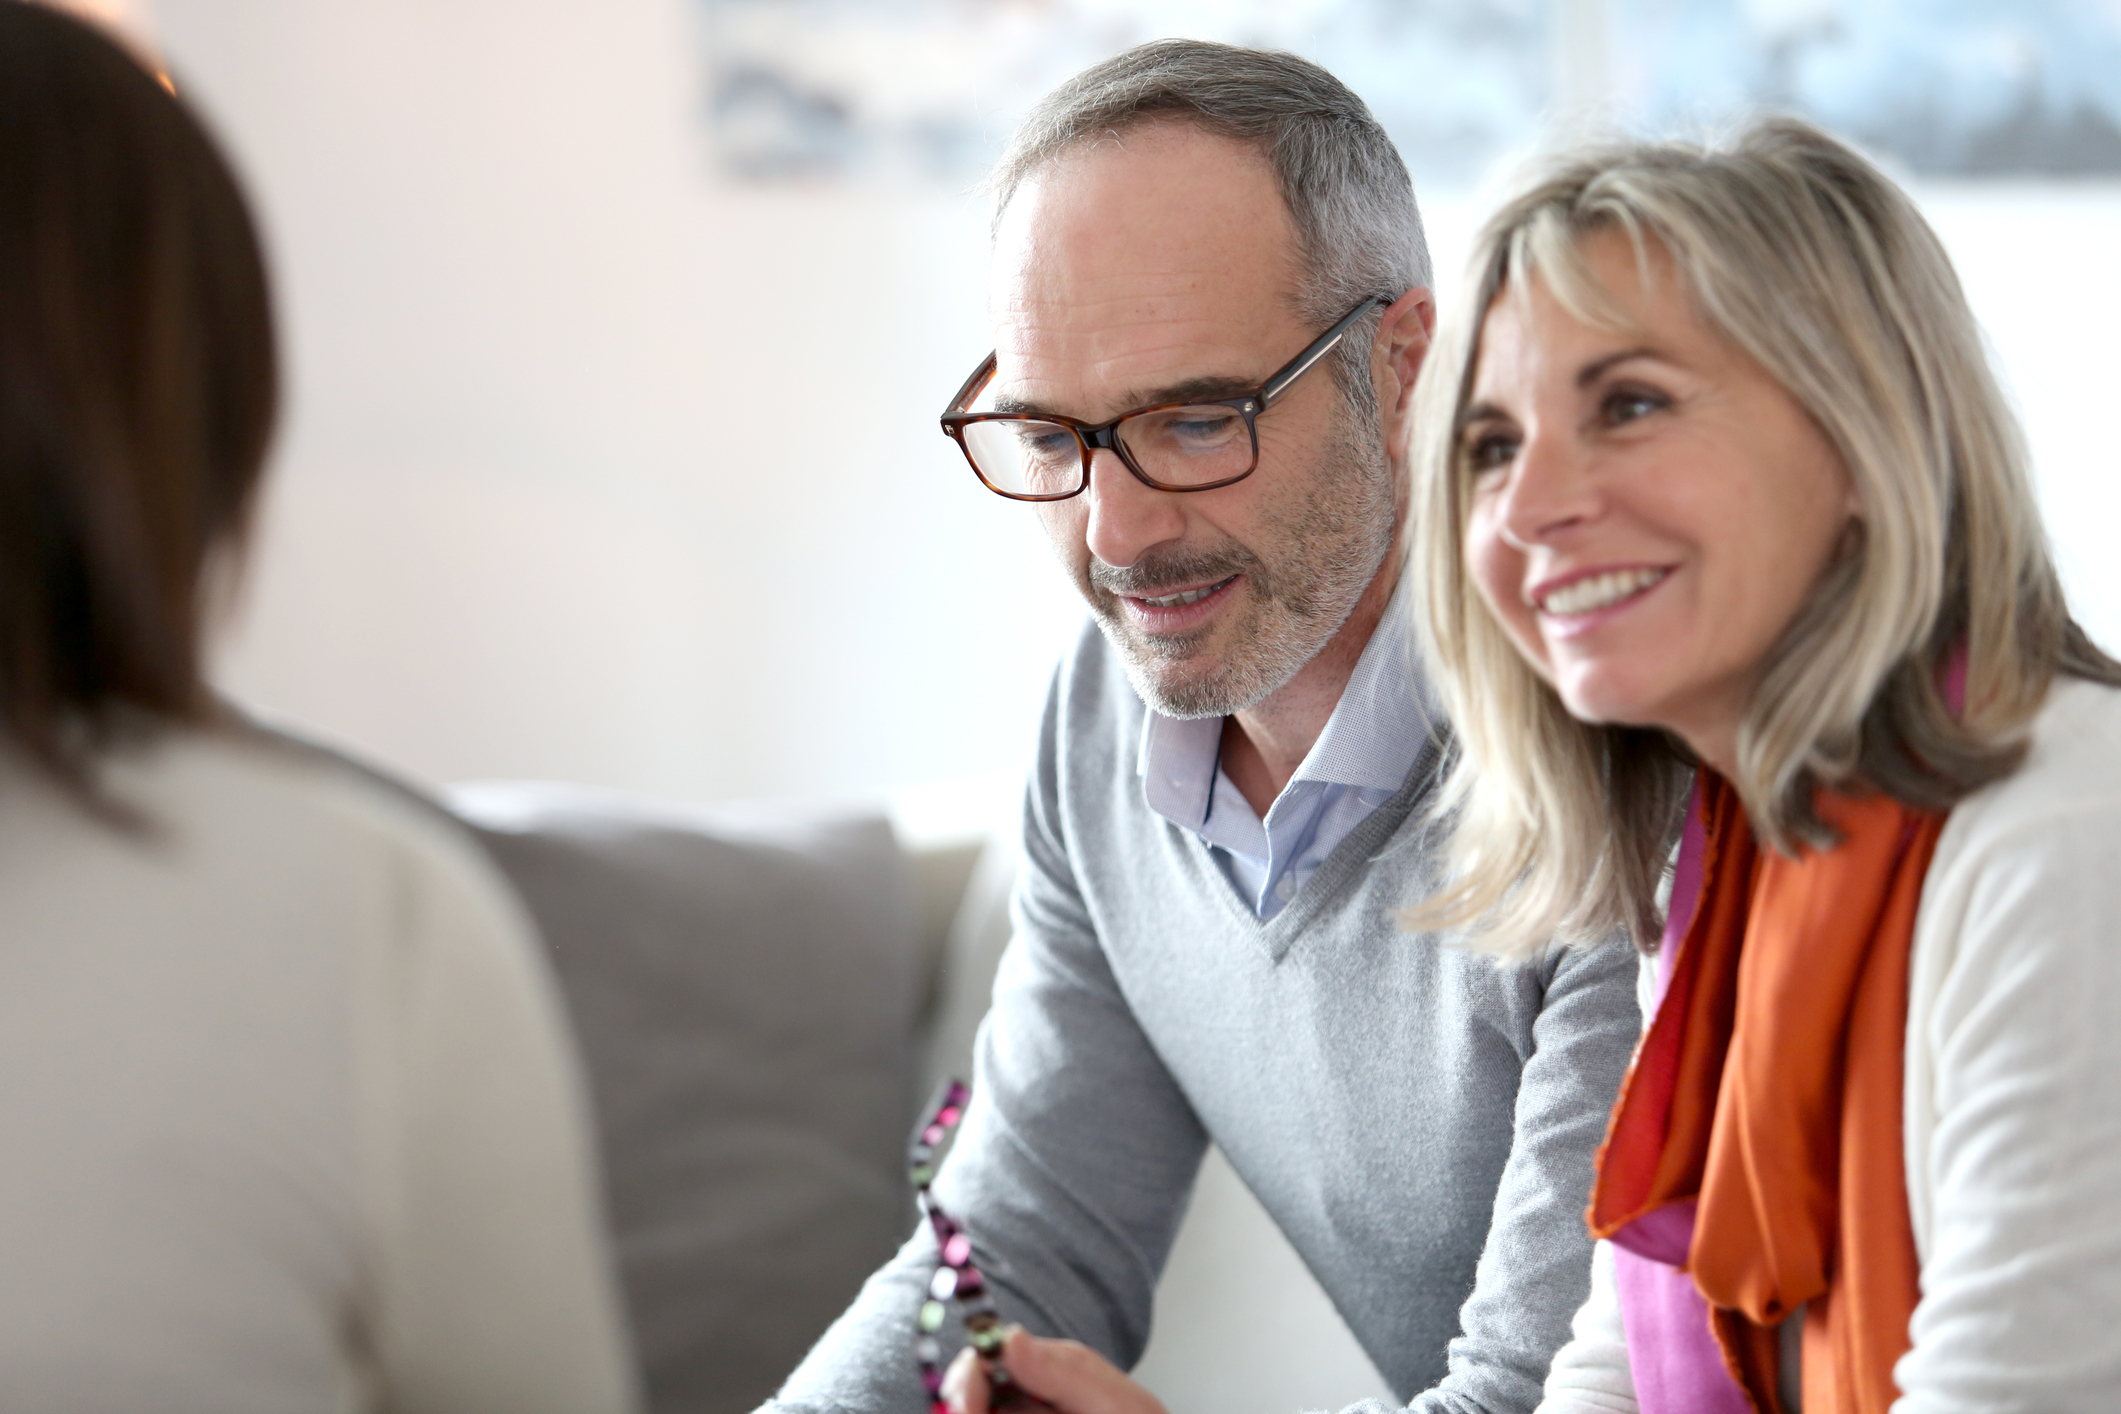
[0,728,637,1414]
[1538,677,2121,1414]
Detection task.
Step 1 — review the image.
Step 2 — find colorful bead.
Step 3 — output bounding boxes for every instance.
[912,1078,1012,1406]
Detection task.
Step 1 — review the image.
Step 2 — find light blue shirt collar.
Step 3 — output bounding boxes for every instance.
[1136,567,1435,837]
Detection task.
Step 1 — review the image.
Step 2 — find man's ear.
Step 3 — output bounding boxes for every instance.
[1375,286,1437,433]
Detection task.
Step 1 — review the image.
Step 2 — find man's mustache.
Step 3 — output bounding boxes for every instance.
[1087,546,1264,599]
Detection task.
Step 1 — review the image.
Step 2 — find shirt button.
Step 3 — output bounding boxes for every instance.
[1274,874,1296,901]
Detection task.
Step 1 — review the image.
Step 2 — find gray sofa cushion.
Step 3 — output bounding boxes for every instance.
[446,783,927,1414]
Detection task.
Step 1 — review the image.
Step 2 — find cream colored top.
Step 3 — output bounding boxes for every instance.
[1539,677,2121,1413]
[0,727,637,1414]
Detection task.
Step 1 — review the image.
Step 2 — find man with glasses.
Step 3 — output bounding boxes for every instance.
[766,40,1638,1414]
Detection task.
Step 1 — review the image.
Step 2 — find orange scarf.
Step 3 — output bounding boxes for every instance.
[1590,773,1944,1413]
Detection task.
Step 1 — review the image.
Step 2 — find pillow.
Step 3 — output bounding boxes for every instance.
[447,783,927,1414]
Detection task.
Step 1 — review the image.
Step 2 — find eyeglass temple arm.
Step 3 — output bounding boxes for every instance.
[944,353,1000,419]
[946,293,1393,420]
[1258,295,1393,409]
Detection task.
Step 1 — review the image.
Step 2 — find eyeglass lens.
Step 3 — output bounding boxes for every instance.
[960,402,1255,497]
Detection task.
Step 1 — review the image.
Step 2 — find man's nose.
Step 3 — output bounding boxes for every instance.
[1496,424,1599,552]
[1082,447,1187,569]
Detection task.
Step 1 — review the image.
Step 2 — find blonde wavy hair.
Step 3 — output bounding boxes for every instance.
[1407,117,2121,958]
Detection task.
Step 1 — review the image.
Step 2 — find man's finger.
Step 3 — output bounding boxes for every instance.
[994,1330,1167,1414]
[941,1345,990,1414]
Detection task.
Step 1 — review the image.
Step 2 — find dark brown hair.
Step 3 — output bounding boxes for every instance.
[0,1,278,804]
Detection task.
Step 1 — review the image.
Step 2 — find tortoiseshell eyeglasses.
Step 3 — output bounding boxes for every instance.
[940,295,1392,502]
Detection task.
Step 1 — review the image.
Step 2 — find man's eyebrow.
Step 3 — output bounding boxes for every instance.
[991,375,1260,423]
[1126,375,1259,408]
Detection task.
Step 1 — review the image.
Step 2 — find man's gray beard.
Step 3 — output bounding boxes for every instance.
[1082,399,1397,720]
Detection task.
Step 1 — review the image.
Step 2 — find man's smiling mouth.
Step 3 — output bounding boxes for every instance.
[1137,577,1238,609]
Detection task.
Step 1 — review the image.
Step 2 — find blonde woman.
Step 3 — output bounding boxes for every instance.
[1410,118,2121,1411]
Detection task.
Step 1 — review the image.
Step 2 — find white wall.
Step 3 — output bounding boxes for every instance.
[157,0,1084,805]
[1919,183,2121,647]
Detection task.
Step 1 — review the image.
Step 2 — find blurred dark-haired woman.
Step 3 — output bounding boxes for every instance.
[0,6,636,1409]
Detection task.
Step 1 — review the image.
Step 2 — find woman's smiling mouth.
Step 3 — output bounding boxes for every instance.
[1532,566,1669,618]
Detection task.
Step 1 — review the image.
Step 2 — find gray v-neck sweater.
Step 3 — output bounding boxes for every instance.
[770,622,1640,1414]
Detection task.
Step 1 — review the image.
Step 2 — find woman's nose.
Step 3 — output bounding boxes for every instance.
[1494,425,1597,551]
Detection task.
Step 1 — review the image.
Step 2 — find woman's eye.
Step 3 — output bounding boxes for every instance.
[1464,431,1518,474]
[1600,386,1668,426]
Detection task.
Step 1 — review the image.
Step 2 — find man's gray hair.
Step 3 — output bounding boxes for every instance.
[989,40,1429,408]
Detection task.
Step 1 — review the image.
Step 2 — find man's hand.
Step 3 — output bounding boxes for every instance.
[941,1328,1170,1414]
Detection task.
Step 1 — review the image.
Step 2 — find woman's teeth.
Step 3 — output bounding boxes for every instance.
[1538,568,1667,616]
[1141,579,1231,608]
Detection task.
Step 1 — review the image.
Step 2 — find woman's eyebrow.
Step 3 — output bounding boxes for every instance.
[1450,402,1518,443]
[1576,346,1661,387]
[1456,346,1668,428]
